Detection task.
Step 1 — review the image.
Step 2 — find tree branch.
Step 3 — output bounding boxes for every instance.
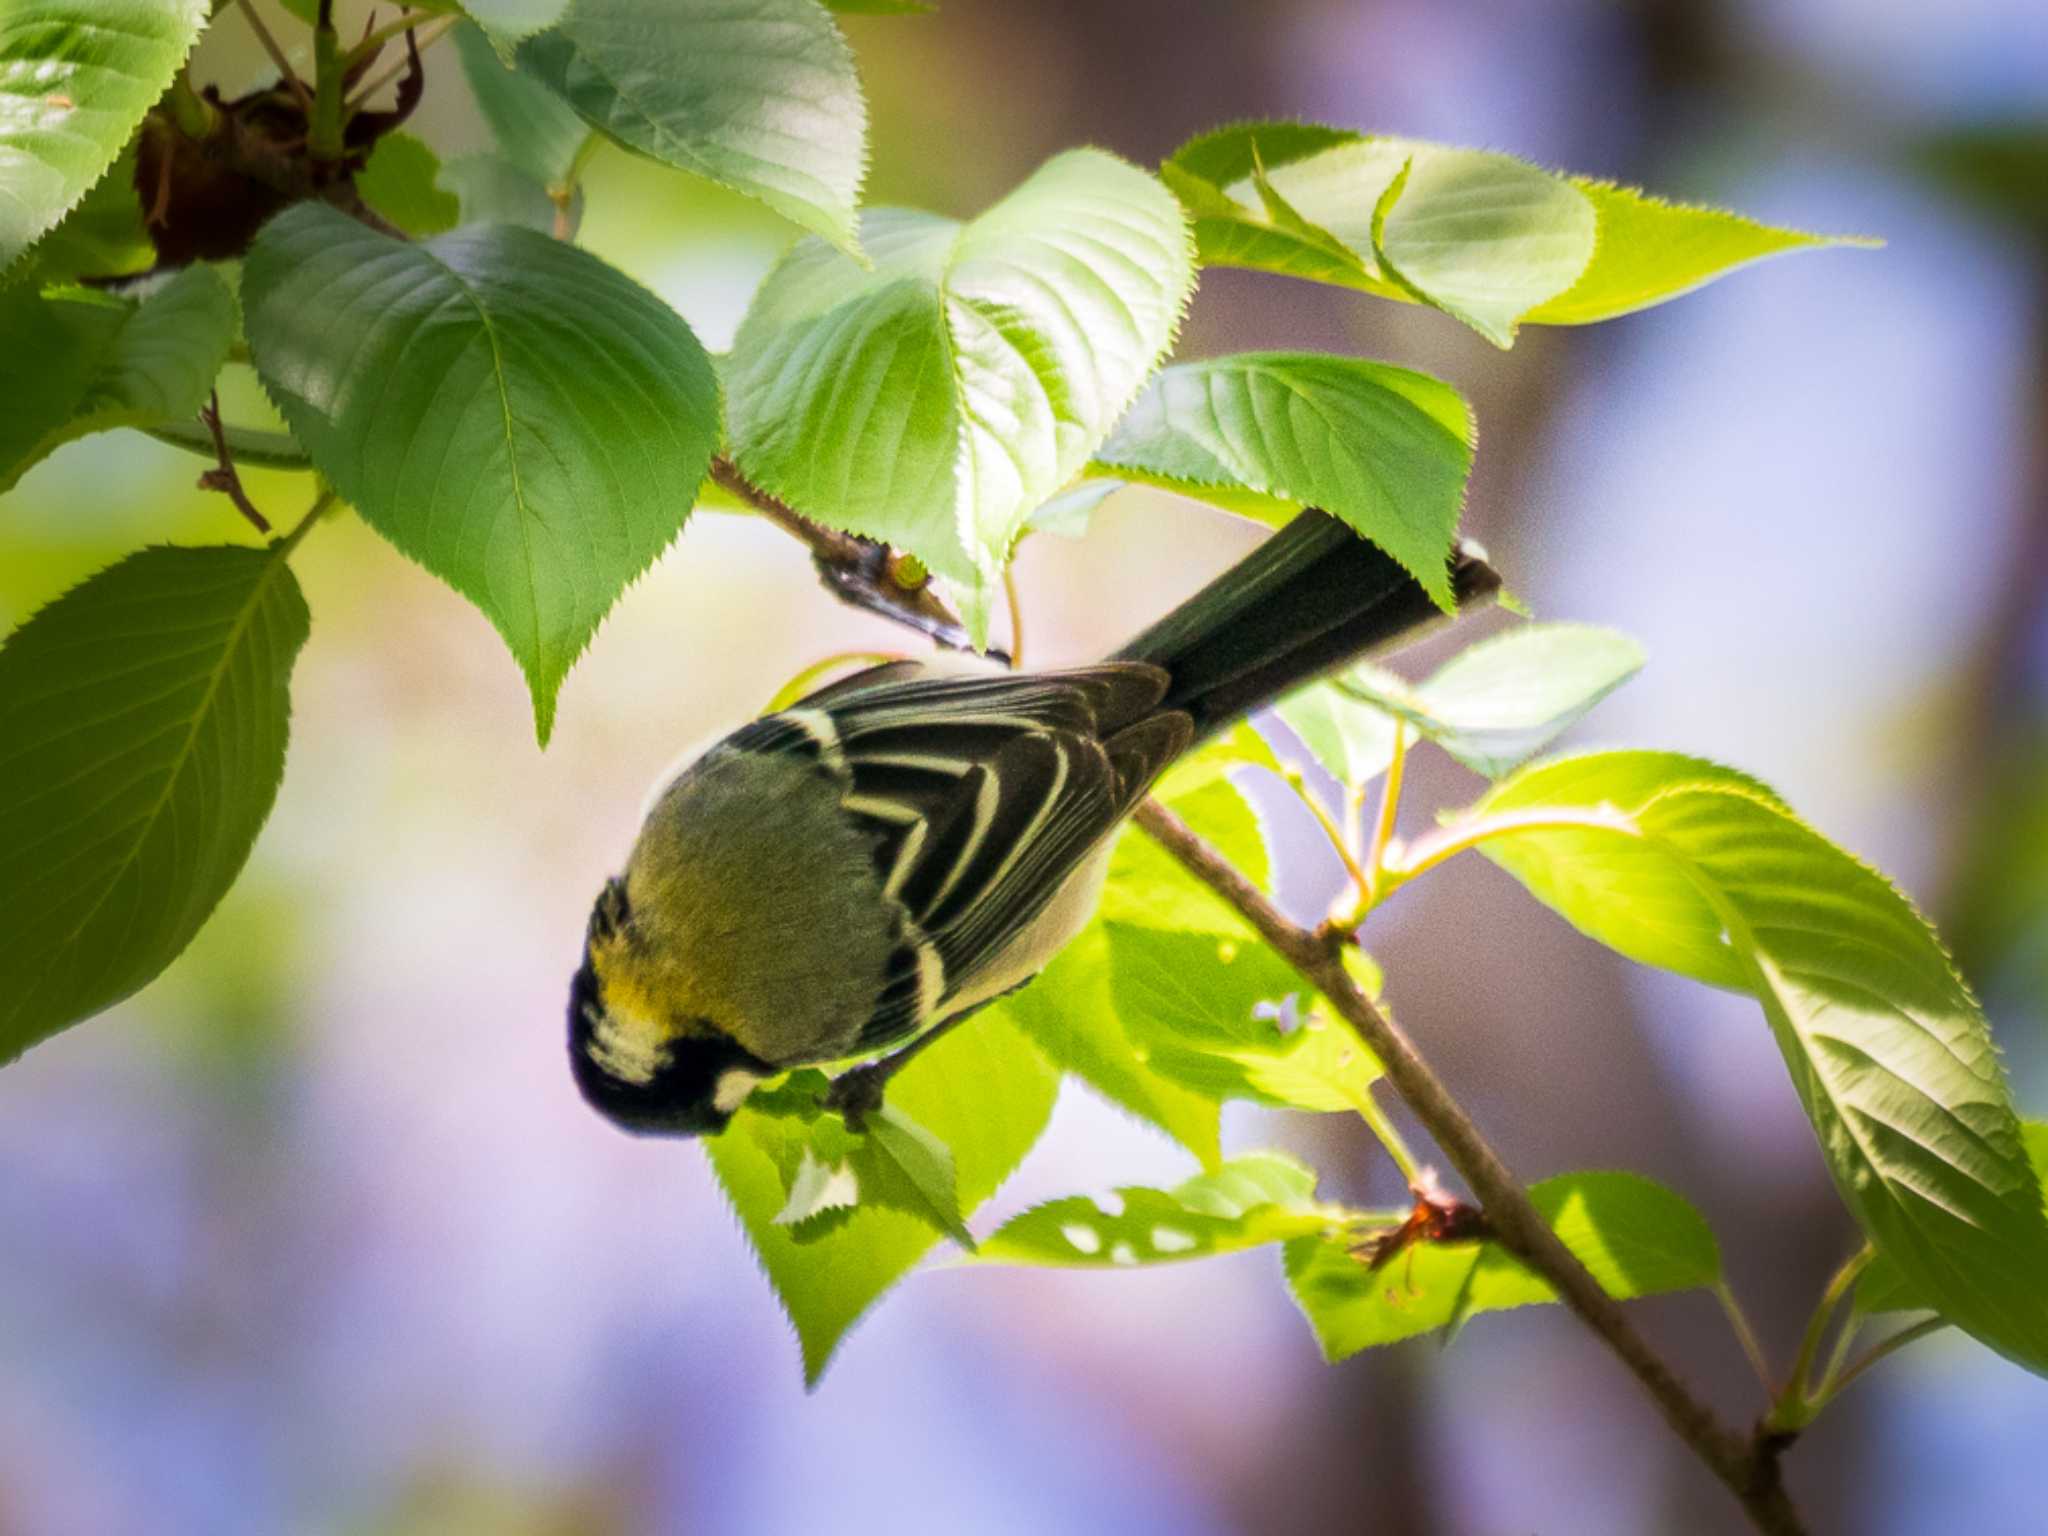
[707,457,1005,661]
[1131,797,1806,1536]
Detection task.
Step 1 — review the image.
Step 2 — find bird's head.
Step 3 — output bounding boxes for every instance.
[567,877,769,1137]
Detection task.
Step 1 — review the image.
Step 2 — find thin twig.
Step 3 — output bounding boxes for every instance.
[1003,562,1026,669]
[196,390,272,534]
[236,0,314,114]
[707,457,1000,659]
[1133,797,1807,1536]
[345,15,454,108]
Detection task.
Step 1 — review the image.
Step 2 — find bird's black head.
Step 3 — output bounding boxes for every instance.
[567,877,769,1138]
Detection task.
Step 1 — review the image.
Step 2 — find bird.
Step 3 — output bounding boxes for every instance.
[568,509,1500,1136]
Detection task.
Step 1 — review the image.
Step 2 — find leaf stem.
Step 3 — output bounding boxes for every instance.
[236,0,315,115]
[1003,562,1025,669]
[1821,1316,1947,1402]
[1348,1078,1421,1183]
[308,1,346,164]
[764,650,906,713]
[1715,1280,1776,1393]
[1384,805,1643,890]
[1766,1246,1872,1432]
[345,9,443,66]
[1133,797,1806,1536]
[1364,719,1408,900]
[274,485,337,559]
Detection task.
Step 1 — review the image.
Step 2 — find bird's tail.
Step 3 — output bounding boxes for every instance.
[1111,509,1501,741]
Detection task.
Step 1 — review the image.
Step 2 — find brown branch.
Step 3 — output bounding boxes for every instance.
[196,390,272,534]
[707,456,1006,661]
[1132,798,1805,1536]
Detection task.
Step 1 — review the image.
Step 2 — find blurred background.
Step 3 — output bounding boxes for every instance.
[4,0,2047,1531]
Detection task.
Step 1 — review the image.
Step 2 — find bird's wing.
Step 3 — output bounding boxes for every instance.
[745,665,1188,1050]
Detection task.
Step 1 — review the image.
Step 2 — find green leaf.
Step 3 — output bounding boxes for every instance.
[997,925,1223,1168]
[820,0,932,12]
[1857,1121,2048,1315]
[0,0,208,276]
[1091,353,1473,610]
[1469,751,2048,1375]
[9,139,152,287]
[976,1152,1341,1267]
[438,153,582,237]
[1005,728,1276,1163]
[1278,622,1643,787]
[458,0,568,44]
[142,417,311,470]
[1524,181,1871,326]
[242,204,718,744]
[1273,681,1398,787]
[708,1010,1057,1384]
[0,542,310,1061]
[857,1101,976,1251]
[1024,479,1119,541]
[355,132,461,239]
[453,20,590,189]
[1163,124,1861,347]
[1287,1171,1719,1360]
[0,263,236,493]
[727,151,1194,640]
[516,0,866,251]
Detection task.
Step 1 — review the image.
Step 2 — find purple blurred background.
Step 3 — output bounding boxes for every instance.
[4,1,2046,1531]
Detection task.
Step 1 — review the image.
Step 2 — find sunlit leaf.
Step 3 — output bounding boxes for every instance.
[727,151,1193,641]
[707,1012,1057,1384]
[1091,352,1473,609]
[242,204,718,744]
[517,0,865,251]
[1164,123,1861,346]
[9,140,152,287]
[1470,751,2048,1375]
[1310,618,1646,782]
[0,0,209,276]
[976,1152,1342,1267]
[0,542,309,1061]
[453,20,590,189]
[1287,1171,1719,1359]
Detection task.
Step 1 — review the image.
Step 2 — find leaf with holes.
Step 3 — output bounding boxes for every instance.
[1466,751,2048,1375]
[708,1010,1057,1384]
[1091,352,1472,610]
[727,150,1194,642]
[516,0,865,251]
[0,543,309,1062]
[1287,1171,1720,1359]
[1163,124,1863,346]
[975,1153,1342,1267]
[0,0,209,276]
[0,262,236,492]
[242,204,718,744]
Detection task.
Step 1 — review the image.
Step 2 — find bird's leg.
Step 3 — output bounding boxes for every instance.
[823,980,1035,1128]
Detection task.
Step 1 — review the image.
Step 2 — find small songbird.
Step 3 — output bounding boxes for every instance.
[569,510,1499,1136]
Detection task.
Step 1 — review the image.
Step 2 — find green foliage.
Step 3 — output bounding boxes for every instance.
[1282,622,1645,785]
[453,21,591,191]
[10,142,153,288]
[708,1012,1057,1383]
[241,204,719,743]
[975,1152,1340,1267]
[516,0,867,251]
[437,154,581,237]
[0,263,236,492]
[1163,123,1860,346]
[0,542,309,1061]
[1469,752,2048,1374]
[0,0,209,277]
[1287,1172,1721,1359]
[1091,352,1473,609]
[727,150,1193,639]
[355,134,461,239]
[1857,1122,2048,1315]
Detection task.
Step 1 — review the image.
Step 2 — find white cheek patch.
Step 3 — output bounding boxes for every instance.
[585,999,669,1086]
[713,1067,766,1113]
